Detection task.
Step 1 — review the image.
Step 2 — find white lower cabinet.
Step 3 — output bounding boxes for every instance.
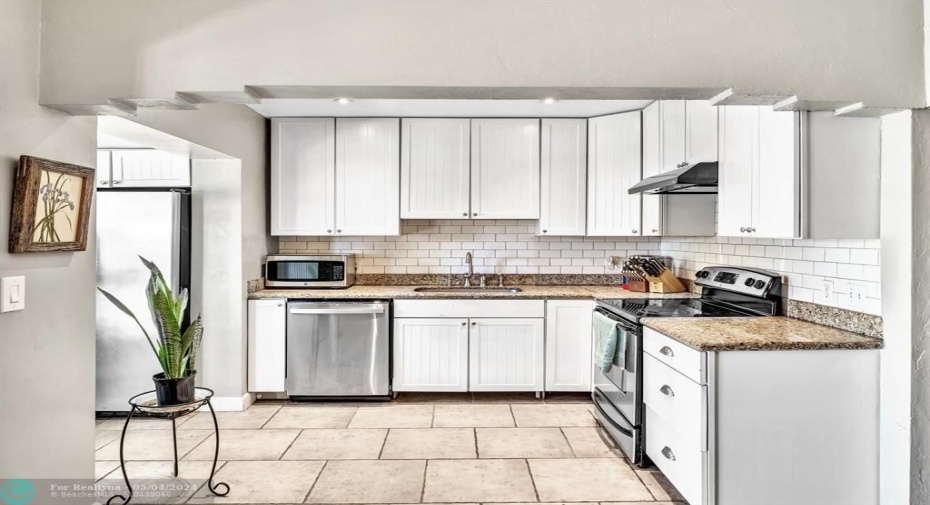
[247,299,287,393]
[468,318,544,392]
[643,327,880,505]
[393,318,470,392]
[545,300,594,391]
[392,299,550,393]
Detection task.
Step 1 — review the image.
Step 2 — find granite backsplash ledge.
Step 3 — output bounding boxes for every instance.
[787,299,883,339]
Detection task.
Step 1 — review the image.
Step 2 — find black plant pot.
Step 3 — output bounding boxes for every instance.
[153,372,196,406]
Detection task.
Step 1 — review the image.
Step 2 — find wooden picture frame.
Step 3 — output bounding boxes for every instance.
[9,155,95,253]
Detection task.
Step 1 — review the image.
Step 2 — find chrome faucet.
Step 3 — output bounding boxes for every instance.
[463,252,474,287]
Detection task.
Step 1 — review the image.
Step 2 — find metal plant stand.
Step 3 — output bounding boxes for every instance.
[106,387,229,505]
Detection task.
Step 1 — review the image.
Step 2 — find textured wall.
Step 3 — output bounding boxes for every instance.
[0,0,97,478]
[38,0,928,108]
[912,109,930,505]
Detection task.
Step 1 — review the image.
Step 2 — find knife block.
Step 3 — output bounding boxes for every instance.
[645,269,687,293]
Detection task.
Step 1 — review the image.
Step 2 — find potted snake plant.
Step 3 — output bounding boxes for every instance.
[98,256,203,406]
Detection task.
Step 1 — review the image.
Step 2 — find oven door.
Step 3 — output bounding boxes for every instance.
[592,308,642,425]
[593,386,642,464]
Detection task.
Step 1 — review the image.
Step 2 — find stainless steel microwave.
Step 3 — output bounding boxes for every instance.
[264,254,356,288]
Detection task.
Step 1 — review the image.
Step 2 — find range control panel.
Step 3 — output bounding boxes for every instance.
[694,266,782,297]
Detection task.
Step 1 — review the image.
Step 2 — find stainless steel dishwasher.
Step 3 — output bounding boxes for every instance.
[286,300,390,399]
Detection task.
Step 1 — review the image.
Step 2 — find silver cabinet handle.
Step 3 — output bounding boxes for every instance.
[276,303,284,307]
[659,346,675,357]
[739,227,747,233]
[336,229,342,233]
[661,446,676,461]
[651,229,659,233]
[290,306,384,315]
[461,322,467,326]
[632,230,638,234]
[660,385,675,397]
[472,213,478,217]
[327,229,333,234]
[471,322,477,326]
[462,212,467,217]
[749,227,756,233]
[542,229,547,233]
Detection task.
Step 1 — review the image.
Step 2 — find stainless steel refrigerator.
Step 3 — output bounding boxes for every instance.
[95,189,191,413]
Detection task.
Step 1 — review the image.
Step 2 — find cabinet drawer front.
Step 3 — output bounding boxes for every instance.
[643,327,704,383]
[646,407,705,505]
[394,299,544,318]
[643,354,705,450]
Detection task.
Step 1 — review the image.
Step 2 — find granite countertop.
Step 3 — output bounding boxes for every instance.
[249,285,700,301]
[642,316,883,351]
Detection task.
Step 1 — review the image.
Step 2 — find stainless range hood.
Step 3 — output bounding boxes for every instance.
[628,161,718,194]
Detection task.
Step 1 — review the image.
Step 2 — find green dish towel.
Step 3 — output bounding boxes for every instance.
[593,311,624,373]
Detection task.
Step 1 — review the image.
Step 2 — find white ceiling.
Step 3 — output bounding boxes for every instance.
[247,99,655,118]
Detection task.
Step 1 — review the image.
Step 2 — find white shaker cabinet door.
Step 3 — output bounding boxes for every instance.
[271,118,336,236]
[545,300,594,392]
[469,318,545,392]
[641,102,663,236]
[393,318,470,392]
[685,100,719,164]
[247,299,287,393]
[660,100,687,172]
[401,118,471,219]
[587,111,643,236]
[470,119,540,219]
[717,106,756,237]
[111,149,191,187]
[539,119,587,236]
[335,118,400,236]
[753,108,800,239]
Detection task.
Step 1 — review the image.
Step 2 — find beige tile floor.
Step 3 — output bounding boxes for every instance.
[95,395,685,504]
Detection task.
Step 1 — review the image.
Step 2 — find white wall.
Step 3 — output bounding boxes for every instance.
[879,111,914,505]
[125,104,268,404]
[191,160,245,402]
[37,0,928,108]
[0,0,97,479]
[911,109,930,505]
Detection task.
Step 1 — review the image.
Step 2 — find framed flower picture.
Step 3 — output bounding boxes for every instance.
[8,155,95,253]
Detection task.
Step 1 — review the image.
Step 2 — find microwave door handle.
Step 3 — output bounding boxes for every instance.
[290,307,385,315]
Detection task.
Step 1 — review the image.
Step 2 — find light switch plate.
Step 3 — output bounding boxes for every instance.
[1,276,25,313]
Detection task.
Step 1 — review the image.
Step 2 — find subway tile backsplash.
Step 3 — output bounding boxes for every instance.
[661,236,881,316]
[277,220,882,316]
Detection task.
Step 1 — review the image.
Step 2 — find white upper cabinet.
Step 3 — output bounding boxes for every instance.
[587,111,642,236]
[101,149,191,188]
[641,102,663,236]
[660,100,687,171]
[335,118,400,235]
[271,118,336,236]
[539,119,587,236]
[685,100,719,164]
[471,119,540,219]
[718,106,799,239]
[401,118,471,219]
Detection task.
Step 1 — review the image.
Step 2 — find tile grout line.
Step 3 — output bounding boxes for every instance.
[419,459,429,503]
[301,459,328,504]
[628,458,660,501]
[278,428,304,460]
[508,404,518,427]
[473,427,480,459]
[377,429,390,459]
[522,458,541,503]
[258,405,283,429]
[559,427,579,458]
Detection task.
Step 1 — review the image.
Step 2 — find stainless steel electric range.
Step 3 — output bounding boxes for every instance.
[591,266,782,466]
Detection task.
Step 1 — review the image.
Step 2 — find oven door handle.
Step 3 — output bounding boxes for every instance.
[594,307,639,333]
[592,389,634,437]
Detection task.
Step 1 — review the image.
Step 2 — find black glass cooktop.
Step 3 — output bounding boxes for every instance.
[597,297,755,322]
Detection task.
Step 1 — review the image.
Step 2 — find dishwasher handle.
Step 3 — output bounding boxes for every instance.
[289,304,385,315]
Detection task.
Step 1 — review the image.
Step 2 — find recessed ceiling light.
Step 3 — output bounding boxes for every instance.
[334,98,352,104]
[541,97,558,104]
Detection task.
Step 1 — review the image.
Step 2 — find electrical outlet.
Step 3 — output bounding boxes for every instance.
[819,279,835,305]
[847,283,866,309]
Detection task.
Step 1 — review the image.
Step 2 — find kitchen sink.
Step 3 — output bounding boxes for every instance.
[413,286,523,293]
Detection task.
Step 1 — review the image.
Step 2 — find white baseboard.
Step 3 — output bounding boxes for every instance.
[208,393,254,412]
